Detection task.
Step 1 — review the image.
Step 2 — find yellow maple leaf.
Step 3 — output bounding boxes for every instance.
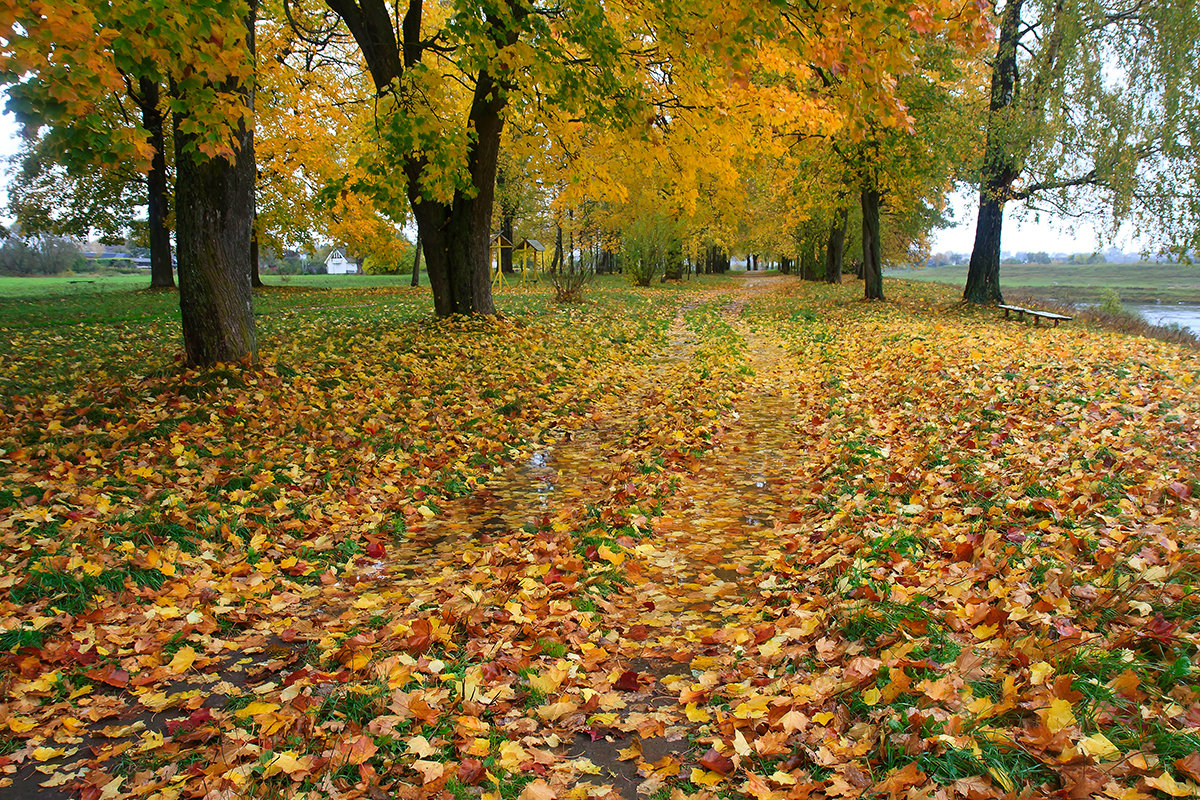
[168,646,197,673]
[1044,698,1076,733]
[7,716,37,733]
[234,701,281,719]
[597,544,624,566]
[1145,772,1195,797]
[1078,733,1119,760]
[690,768,724,787]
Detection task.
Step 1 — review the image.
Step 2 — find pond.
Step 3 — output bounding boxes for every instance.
[1127,303,1200,335]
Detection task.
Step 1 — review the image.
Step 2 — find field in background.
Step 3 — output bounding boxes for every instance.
[888,262,1200,303]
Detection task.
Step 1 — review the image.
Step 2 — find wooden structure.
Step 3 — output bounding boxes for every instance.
[998,304,1073,327]
[492,235,544,287]
[514,238,545,282]
[490,234,513,288]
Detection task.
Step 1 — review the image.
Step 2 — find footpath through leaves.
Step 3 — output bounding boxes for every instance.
[2,275,1200,800]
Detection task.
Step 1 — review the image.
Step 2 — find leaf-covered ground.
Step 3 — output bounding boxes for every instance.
[2,275,1199,800]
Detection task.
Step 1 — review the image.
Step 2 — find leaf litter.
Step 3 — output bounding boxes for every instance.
[1,275,1199,800]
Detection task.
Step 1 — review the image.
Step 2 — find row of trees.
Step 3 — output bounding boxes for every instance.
[2,0,1198,363]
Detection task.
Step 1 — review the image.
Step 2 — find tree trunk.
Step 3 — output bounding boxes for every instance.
[801,235,820,280]
[251,224,263,287]
[172,12,257,365]
[861,186,884,301]
[825,207,847,284]
[247,5,263,290]
[963,0,1023,305]
[138,77,174,290]
[500,212,514,274]
[404,70,505,316]
[550,223,563,274]
[411,230,422,287]
[963,191,1007,304]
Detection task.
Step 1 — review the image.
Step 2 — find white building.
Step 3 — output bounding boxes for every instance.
[325,249,359,274]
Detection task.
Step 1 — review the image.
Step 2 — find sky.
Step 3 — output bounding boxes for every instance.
[929,187,1146,256]
[0,107,1134,256]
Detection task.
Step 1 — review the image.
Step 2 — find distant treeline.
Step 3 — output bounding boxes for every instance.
[0,237,86,276]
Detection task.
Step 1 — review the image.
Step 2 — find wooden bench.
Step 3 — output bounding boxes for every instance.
[998,304,1073,327]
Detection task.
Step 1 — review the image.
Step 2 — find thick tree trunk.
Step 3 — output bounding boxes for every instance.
[801,235,820,280]
[963,191,1006,304]
[411,230,421,287]
[825,207,847,284]
[405,70,505,316]
[963,0,1023,305]
[861,186,884,301]
[251,225,263,287]
[174,125,257,365]
[172,11,257,365]
[138,78,174,290]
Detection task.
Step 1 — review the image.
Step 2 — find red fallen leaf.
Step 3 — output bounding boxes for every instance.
[405,619,433,654]
[1176,753,1200,783]
[698,748,735,775]
[585,544,599,561]
[1145,613,1178,641]
[1168,481,1191,499]
[481,662,504,683]
[365,540,386,558]
[167,706,215,735]
[615,670,642,691]
[626,625,649,641]
[874,762,925,800]
[752,624,776,645]
[279,628,301,643]
[335,734,378,766]
[408,697,440,724]
[86,666,130,688]
[458,758,486,785]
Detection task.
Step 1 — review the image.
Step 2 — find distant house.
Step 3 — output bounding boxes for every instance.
[83,247,153,269]
[325,249,359,274]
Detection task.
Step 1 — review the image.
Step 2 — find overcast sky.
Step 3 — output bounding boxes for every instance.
[0,107,1132,255]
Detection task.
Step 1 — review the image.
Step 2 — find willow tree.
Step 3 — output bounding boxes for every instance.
[963,0,1200,304]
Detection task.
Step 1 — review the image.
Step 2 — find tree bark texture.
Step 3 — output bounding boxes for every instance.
[963,0,1023,305]
[800,235,820,280]
[404,70,504,315]
[825,207,847,284]
[138,77,174,290]
[861,186,884,301]
[172,7,257,366]
[251,224,263,288]
[411,231,422,287]
[550,223,563,274]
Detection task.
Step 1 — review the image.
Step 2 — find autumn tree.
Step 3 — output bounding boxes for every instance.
[308,0,650,317]
[962,0,1200,304]
[2,0,261,364]
[4,62,176,289]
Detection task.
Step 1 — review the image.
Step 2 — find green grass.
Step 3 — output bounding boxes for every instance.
[886,262,1200,303]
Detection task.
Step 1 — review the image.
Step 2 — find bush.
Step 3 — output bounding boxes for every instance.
[621,215,681,287]
[551,260,592,302]
[1099,287,1123,314]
